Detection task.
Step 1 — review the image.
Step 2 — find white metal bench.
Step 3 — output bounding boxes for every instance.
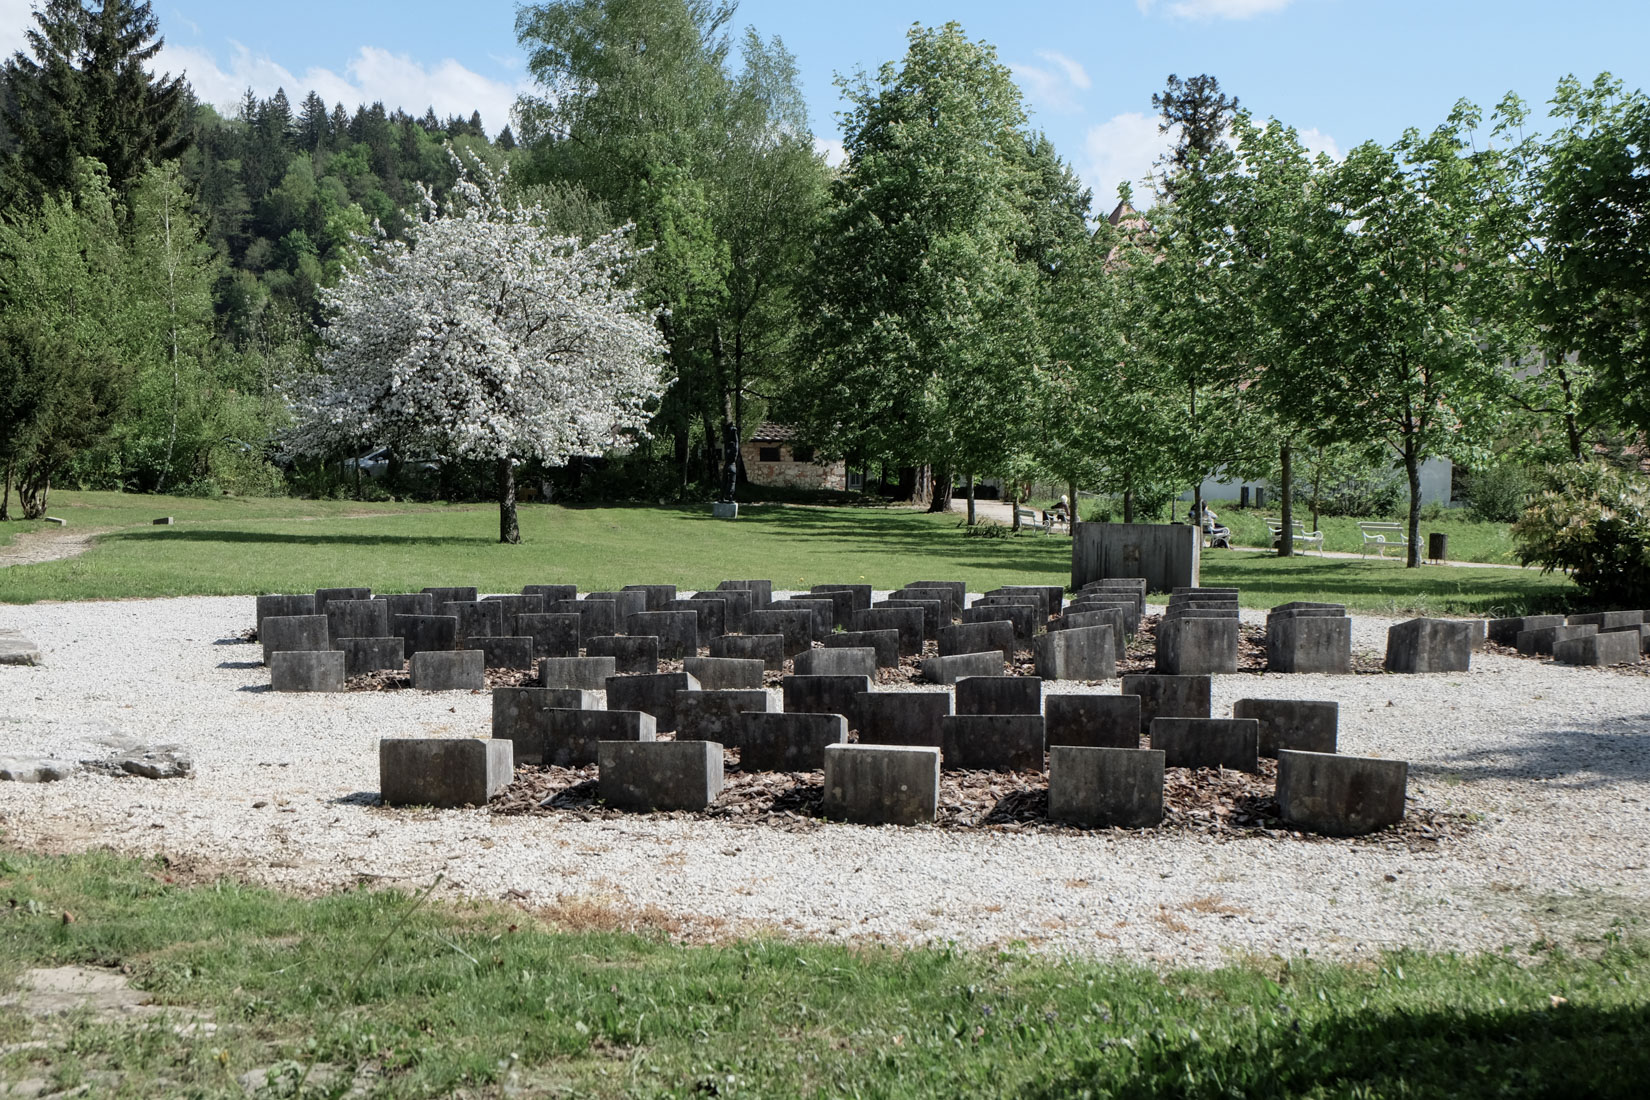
[1359,522,1409,557]
[1015,505,1053,533]
[1264,517,1325,554]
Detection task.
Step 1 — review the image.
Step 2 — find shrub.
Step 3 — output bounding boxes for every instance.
[1463,462,1534,523]
[1311,471,1405,518]
[1512,462,1650,606]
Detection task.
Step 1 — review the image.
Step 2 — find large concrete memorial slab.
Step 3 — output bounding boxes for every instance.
[1071,521,1199,593]
[1276,750,1407,836]
[380,738,512,808]
[1048,746,1164,828]
[738,712,847,771]
[1232,698,1338,756]
[821,743,939,825]
[1385,618,1472,673]
[599,739,722,811]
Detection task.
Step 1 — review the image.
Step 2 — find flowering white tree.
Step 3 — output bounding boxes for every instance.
[290,156,668,542]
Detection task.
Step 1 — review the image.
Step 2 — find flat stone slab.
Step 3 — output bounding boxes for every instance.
[0,633,43,666]
[1233,698,1338,756]
[821,743,940,825]
[738,712,847,772]
[410,649,485,691]
[380,737,513,808]
[1045,694,1140,749]
[683,656,765,690]
[1277,749,1407,836]
[599,739,722,812]
[1048,746,1164,828]
[270,649,345,692]
[1150,717,1259,772]
[941,714,1045,771]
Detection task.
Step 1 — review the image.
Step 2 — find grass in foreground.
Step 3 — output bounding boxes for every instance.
[1,848,1647,1098]
[0,491,1574,615]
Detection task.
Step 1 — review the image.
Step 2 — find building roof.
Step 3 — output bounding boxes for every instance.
[749,422,803,443]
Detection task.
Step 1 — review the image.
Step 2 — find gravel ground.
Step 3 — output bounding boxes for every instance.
[1,594,1647,966]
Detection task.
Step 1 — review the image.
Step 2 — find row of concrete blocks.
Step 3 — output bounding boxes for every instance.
[1487,612,1648,665]
[381,735,1401,836]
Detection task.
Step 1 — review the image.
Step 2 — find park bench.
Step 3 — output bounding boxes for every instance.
[1015,505,1054,533]
[1264,517,1325,554]
[1359,522,1409,557]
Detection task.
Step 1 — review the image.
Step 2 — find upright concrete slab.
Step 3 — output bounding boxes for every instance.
[522,583,578,605]
[1150,717,1259,772]
[1048,746,1164,828]
[693,589,753,634]
[1045,694,1141,749]
[622,584,678,612]
[683,656,765,690]
[314,587,371,618]
[782,674,870,719]
[516,613,583,659]
[1071,522,1200,594]
[821,743,939,825]
[410,649,485,691]
[626,611,699,659]
[920,651,1003,684]
[1120,674,1212,734]
[469,636,534,670]
[339,637,404,677]
[261,615,329,666]
[508,707,654,767]
[851,608,922,656]
[1385,618,1472,673]
[562,598,617,645]
[1276,750,1407,836]
[255,594,316,633]
[800,587,857,629]
[585,590,647,622]
[938,621,1014,662]
[738,712,847,772]
[717,579,773,609]
[898,587,956,625]
[1554,630,1642,666]
[375,592,435,626]
[1034,626,1116,681]
[1155,616,1238,675]
[380,738,512,808]
[941,714,1045,771]
[962,603,1038,641]
[598,739,722,811]
[270,650,345,692]
[492,686,599,761]
[483,594,543,635]
[908,580,967,609]
[772,598,838,638]
[811,583,874,612]
[1233,698,1338,756]
[857,691,952,748]
[1517,623,1597,657]
[1567,610,1646,631]
[422,586,478,606]
[442,600,505,643]
[747,609,815,658]
[585,635,659,676]
[1266,614,1351,674]
[824,629,900,668]
[538,656,618,690]
[605,672,701,732]
[794,647,877,678]
[955,675,1041,715]
[1000,584,1064,617]
[393,614,459,659]
[1052,609,1125,654]
[668,598,727,640]
[710,633,786,671]
[675,689,770,742]
[878,598,942,638]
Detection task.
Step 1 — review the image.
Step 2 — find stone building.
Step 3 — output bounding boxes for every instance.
[741,423,849,491]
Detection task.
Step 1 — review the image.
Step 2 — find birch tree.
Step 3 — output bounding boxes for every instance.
[289,158,667,543]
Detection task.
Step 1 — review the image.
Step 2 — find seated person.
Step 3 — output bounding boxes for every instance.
[1200,504,1231,548]
[1047,494,1070,527]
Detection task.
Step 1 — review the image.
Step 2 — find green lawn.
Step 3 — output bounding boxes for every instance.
[0,491,1576,614]
[1214,505,1521,564]
[2,847,1646,1098]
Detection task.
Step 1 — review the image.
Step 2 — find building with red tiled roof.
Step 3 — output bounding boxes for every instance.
[741,423,849,491]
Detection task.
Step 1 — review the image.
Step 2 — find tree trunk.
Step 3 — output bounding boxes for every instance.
[966,473,976,526]
[896,466,918,502]
[928,467,953,513]
[498,457,521,544]
[1311,448,1324,536]
[1278,441,1294,558]
[703,412,720,487]
[0,455,11,521]
[18,457,50,520]
[158,186,180,495]
[1122,485,1134,524]
[1010,484,1021,531]
[1404,447,1422,569]
[1067,479,1079,537]
[675,427,690,493]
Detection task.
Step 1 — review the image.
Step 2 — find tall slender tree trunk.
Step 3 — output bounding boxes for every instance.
[1278,441,1294,558]
[929,467,954,513]
[966,473,977,526]
[18,458,50,519]
[1311,446,1324,536]
[1010,484,1021,531]
[1067,479,1079,537]
[1122,484,1134,524]
[0,455,11,520]
[498,457,521,544]
[1404,443,1422,569]
[157,187,181,495]
[674,427,691,493]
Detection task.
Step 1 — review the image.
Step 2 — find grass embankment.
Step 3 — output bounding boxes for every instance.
[2,848,1646,1098]
[0,491,1574,615]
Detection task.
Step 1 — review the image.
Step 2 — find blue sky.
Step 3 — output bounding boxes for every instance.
[4,0,1648,206]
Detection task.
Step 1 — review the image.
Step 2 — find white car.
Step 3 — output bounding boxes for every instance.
[347,447,439,480]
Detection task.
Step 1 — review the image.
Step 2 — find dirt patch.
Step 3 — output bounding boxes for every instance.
[0,528,107,569]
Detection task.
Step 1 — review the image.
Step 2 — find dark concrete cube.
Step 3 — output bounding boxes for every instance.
[675,689,769,742]
[941,714,1044,771]
[782,674,870,719]
[1487,614,1563,646]
[626,611,699,659]
[683,656,765,690]
[1567,610,1646,631]
[410,649,485,690]
[255,594,316,633]
[825,629,900,668]
[492,686,601,762]
[710,633,786,671]
[1156,616,1239,675]
[1048,746,1164,828]
[1233,698,1338,756]
[738,712,847,772]
[538,656,618,690]
[1150,717,1259,772]
[955,675,1041,715]
[515,709,653,767]
[1045,694,1141,748]
[1554,630,1642,666]
[1120,674,1212,733]
[516,613,582,659]
[821,743,939,825]
[921,651,1004,684]
[442,600,505,643]
[604,672,701,732]
[938,621,1014,662]
[1517,623,1597,656]
[1034,626,1116,680]
[852,607,922,656]
[261,614,329,666]
[1267,614,1351,674]
[585,635,660,676]
[380,738,512,808]
[599,739,722,811]
[394,614,459,659]
[747,609,815,658]
[622,584,679,612]
[339,637,404,677]
[1385,618,1472,673]
[270,649,344,692]
[1276,750,1407,836]
[856,690,952,747]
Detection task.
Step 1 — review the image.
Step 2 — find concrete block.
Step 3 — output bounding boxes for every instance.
[622,584,678,612]
[604,672,701,732]
[1266,615,1351,674]
[587,589,647,621]
[1071,522,1199,593]
[771,598,836,638]
[1003,584,1065,616]
[1554,630,1642,666]
[626,610,699,659]
[801,587,857,629]
[492,686,601,761]
[261,615,329,666]
[568,598,617,644]
[470,636,535,670]
[717,579,773,608]
[898,587,956,624]
[908,580,966,608]
[675,689,769,741]
[692,588,752,633]
[483,594,543,634]
[1566,609,1646,631]
[255,594,315,633]
[954,675,1041,715]
[1048,746,1164,828]
[1120,674,1211,733]
[1034,626,1116,680]
[1276,750,1407,836]
[747,609,815,657]
[410,649,485,690]
[585,635,659,676]
[599,739,722,811]
[1233,698,1338,756]
[851,607,922,656]
[1150,717,1259,772]
[1155,616,1238,675]
[442,600,505,643]
[782,674,870,718]
[1516,623,1596,657]
[270,649,345,692]
[825,629,900,668]
[683,656,765,690]
[811,583,873,612]
[857,690,952,747]
[1486,614,1563,646]
[938,620,1014,662]
[794,647,877,678]
[422,586,478,606]
[1045,694,1140,749]
[1385,618,1472,673]
[538,656,618,690]
[712,501,738,519]
[315,587,371,617]
[821,743,939,825]
[668,598,727,639]
[1052,609,1125,654]
[505,706,653,768]
[380,738,513,808]
[921,651,1003,684]
[394,614,459,659]
[941,714,1044,771]
[516,613,583,659]
[961,603,1038,641]
[985,586,1047,618]
[710,633,786,671]
[878,597,942,638]
[1066,597,1141,634]
[376,592,434,625]
[339,637,404,677]
[738,712,847,771]
[522,584,578,605]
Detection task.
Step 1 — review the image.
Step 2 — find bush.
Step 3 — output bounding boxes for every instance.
[1311,471,1405,518]
[1512,462,1650,606]
[1463,463,1534,523]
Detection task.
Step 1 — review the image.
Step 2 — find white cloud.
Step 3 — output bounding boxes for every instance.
[1083,111,1169,208]
[1038,50,1090,91]
[1137,0,1300,19]
[1,0,35,58]
[158,40,531,137]
[1012,49,1092,116]
[1298,126,1341,161]
[813,136,845,168]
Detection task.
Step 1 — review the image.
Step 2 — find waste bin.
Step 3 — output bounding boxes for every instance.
[1428,532,1448,562]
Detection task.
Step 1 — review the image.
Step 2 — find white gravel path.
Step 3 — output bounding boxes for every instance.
[1,594,1647,966]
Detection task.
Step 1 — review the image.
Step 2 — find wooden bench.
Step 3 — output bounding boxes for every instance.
[1359,522,1409,557]
[1264,517,1325,554]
